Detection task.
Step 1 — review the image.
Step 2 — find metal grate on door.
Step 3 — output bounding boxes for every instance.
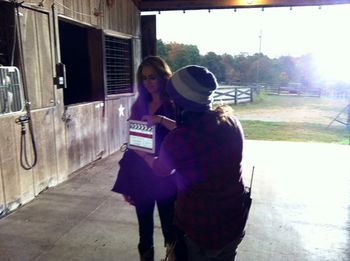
[0,66,24,115]
[104,35,133,95]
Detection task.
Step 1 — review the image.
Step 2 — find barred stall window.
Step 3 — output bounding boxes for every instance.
[0,67,24,115]
[104,35,133,96]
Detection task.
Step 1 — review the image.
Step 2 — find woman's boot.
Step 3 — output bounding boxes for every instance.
[139,246,154,261]
[160,242,176,261]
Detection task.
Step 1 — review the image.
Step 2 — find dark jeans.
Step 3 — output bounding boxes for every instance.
[135,194,176,255]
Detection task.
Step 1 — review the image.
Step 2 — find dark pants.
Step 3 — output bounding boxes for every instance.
[135,194,176,255]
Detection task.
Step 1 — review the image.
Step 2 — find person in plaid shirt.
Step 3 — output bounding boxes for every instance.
[137,65,248,261]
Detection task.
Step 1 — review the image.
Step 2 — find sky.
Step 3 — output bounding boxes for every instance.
[142,4,350,83]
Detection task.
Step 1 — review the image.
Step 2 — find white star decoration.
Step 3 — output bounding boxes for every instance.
[118,104,125,117]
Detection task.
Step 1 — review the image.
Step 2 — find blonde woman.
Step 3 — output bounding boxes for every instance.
[112,56,176,261]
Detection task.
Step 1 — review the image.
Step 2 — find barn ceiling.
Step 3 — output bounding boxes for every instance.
[134,0,350,11]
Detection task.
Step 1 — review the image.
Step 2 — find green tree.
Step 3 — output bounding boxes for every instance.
[157,40,200,71]
[230,53,249,83]
[256,54,275,83]
[157,39,321,89]
[157,39,170,60]
[201,52,225,83]
[221,54,238,84]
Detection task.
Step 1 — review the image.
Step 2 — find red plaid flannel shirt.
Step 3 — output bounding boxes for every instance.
[154,114,246,250]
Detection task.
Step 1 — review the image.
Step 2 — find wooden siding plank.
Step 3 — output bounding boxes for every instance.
[31,109,58,194]
[21,9,42,109]
[71,0,77,20]
[126,0,132,34]
[11,117,36,205]
[106,99,118,154]
[35,12,55,108]
[120,0,125,33]
[82,0,91,24]
[90,0,99,26]
[63,0,73,17]
[75,0,83,22]
[66,105,82,174]
[54,0,64,14]
[100,103,109,157]
[110,0,118,32]
[131,1,141,37]
[92,102,107,159]
[53,94,69,183]
[79,104,94,164]
[66,103,95,174]
[102,0,108,30]
[0,117,22,212]
[44,0,55,8]
[120,97,131,143]
[0,160,4,216]
[96,0,104,28]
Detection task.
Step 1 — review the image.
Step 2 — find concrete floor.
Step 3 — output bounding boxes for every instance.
[0,140,349,261]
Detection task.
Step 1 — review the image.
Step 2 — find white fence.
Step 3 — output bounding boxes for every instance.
[213,85,253,105]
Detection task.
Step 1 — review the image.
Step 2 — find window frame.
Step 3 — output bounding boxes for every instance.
[58,16,98,105]
[57,16,135,106]
[102,29,135,100]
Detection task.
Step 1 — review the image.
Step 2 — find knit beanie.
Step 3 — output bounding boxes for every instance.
[166,65,218,112]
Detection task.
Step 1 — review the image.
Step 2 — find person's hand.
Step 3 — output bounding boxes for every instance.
[141,115,163,126]
[123,195,135,205]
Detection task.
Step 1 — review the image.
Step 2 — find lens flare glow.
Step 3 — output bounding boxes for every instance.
[314,52,350,83]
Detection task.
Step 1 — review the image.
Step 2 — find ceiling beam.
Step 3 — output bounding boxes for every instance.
[139,0,350,11]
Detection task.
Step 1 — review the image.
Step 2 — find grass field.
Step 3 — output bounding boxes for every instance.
[230,94,350,145]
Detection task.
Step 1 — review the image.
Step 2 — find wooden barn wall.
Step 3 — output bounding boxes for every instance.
[64,97,135,175]
[0,6,58,215]
[40,0,140,36]
[0,0,141,216]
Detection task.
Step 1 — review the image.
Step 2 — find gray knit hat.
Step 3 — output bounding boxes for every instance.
[166,65,218,112]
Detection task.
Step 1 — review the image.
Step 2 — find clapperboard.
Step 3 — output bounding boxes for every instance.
[127,120,156,153]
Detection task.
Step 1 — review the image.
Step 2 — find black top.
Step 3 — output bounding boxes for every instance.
[112,102,177,201]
